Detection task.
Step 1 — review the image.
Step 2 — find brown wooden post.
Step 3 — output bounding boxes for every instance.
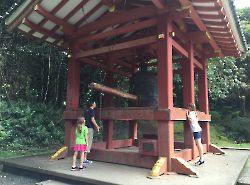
[64,42,81,149]
[198,59,210,151]
[157,14,174,172]
[102,61,114,149]
[182,42,196,158]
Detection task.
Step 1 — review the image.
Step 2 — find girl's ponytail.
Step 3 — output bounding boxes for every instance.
[76,117,85,134]
[77,123,82,133]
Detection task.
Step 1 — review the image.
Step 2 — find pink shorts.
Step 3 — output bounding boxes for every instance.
[73,144,87,152]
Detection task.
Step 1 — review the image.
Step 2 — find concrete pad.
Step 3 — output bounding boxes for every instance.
[36,180,72,185]
[1,149,250,185]
[237,155,250,185]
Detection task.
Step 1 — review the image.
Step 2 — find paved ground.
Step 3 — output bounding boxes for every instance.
[1,149,250,185]
[237,155,250,185]
[0,164,39,185]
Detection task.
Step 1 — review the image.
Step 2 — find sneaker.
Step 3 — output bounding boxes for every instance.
[83,160,93,164]
[195,160,205,166]
[71,166,77,171]
[79,166,84,170]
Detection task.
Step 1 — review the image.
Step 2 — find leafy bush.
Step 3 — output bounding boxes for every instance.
[0,100,64,149]
[210,111,221,123]
[221,116,250,143]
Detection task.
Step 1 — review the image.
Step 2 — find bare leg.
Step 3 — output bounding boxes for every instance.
[79,152,84,168]
[72,151,78,167]
[84,152,87,162]
[195,139,204,161]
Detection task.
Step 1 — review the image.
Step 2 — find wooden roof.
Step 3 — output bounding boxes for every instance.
[5,0,247,72]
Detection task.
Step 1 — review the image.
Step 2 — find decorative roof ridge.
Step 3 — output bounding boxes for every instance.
[230,0,248,51]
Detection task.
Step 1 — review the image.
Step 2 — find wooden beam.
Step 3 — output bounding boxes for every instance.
[29,0,68,37]
[72,5,166,39]
[172,40,203,70]
[203,21,229,28]
[77,18,157,45]
[199,14,226,20]
[42,0,88,42]
[214,37,235,43]
[178,0,224,57]
[22,18,61,40]
[34,5,75,34]
[80,58,131,77]
[211,32,233,38]
[101,0,113,6]
[76,1,103,27]
[7,0,42,32]
[64,1,88,21]
[76,35,157,58]
[193,5,222,12]
[170,9,190,20]
[186,31,209,43]
[151,0,166,9]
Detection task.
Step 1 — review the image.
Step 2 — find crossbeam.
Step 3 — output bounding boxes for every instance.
[79,58,132,77]
[77,18,157,45]
[76,35,157,59]
[71,5,167,39]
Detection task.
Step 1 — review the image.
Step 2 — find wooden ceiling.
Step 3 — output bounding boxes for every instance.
[5,0,246,77]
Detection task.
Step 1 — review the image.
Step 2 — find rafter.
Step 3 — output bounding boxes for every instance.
[34,5,75,34]
[208,27,231,33]
[199,14,226,20]
[22,18,61,40]
[193,6,222,12]
[71,5,167,39]
[76,18,157,45]
[178,0,224,57]
[76,1,103,28]
[42,0,88,42]
[203,20,229,27]
[28,0,68,37]
[7,0,42,32]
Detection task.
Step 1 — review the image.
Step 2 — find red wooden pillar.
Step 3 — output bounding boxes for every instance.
[102,71,114,149]
[198,60,210,151]
[182,42,195,158]
[157,14,174,172]
[64,42,81,148]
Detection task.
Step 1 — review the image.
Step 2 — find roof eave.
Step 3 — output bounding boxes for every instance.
[221,0,248,54]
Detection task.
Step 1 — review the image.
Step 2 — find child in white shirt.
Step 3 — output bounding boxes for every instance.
[186,103,204,165]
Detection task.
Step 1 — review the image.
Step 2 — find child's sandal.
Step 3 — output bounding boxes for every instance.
[79,166,84,170]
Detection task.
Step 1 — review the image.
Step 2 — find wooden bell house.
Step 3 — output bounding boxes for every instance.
[5,0,247,176]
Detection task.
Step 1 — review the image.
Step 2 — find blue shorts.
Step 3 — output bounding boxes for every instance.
[193,131,202,140]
